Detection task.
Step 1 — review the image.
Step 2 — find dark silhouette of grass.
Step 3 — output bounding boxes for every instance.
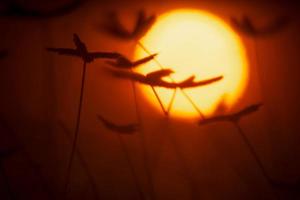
[102,11,178,117]
[231,14,300,192]
[102,11,225,199]
[230,15,290,37]
[103,10,156,41]
[47,34,120,63]
[97,115,139,134]
[107,68,223,89]
[199,103,263,125]
[129,71,156,200]
[96,116,146,200]
[0,0,84,19]
[199,102,300,191]
[102,10,160,196]
[136,42,206,118]
[58,121,102,200]
[106,53,157,69]
[46,33,120,199]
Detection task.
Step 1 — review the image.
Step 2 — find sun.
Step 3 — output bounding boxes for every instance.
[134,9,249,119]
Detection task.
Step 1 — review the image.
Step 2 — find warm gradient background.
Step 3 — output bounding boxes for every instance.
[0,0,300,199]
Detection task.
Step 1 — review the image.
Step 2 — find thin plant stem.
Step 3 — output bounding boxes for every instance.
[63,61,88,199]
[166,88,177,114]
[116,134,146,200]
[129,74,156,200]
[233,122,279,199]
[136,42,205,119]
[59,122,100,200]
[163,122,202,200]
[137,42,203,199]
[150,86,168,116]
[180,90,205,119]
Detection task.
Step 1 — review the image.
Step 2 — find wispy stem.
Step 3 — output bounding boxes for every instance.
[59,122,100,200]
[150,86,168,116]
[116,134,146,200]
[136,41,205,118]
[63,61,87,198]
[130,77,156,200]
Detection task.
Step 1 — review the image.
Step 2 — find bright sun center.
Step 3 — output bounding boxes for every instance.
[134,9,248,118]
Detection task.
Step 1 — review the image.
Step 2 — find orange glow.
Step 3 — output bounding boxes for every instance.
[134,9,249,118]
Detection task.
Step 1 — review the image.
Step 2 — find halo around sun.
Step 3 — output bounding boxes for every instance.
[134,9,249,118]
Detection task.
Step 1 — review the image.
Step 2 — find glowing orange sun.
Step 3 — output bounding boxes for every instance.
[134,9,249,118]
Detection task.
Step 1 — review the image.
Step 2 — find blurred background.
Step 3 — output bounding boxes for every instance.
[0,0,300,199]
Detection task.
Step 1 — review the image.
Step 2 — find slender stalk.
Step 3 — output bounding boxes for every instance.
[137,42,203,199]
[166,88,177,114]
[116,134,145,200]
[136,42,205,118]
[63,61,88,198]
[0,162,16,200]
[130,76,156,200]
[59,122,100,200]
[150,86,168,116]
[180,90,205,119]
[163,125,201,200]
[233,122,279,200]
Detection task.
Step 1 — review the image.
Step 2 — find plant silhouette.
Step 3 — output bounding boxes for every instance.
[58,121,101,200]
[103,10,156,41]
[231,14,300,191]
[106,53,157,69]
[47,34,120,63]
[47,33,120,199]
[108,68,223,89]
[199,102,300,192]
[199,103,263,125]
[97,115,139,134]
[96,115,146,200]
[230,15,290,37]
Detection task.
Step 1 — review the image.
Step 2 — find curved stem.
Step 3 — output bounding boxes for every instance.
[59,122,100,200]
[63,61,87,199]
[117,133,146,200]
[130,77,156,200]
[136,42,205,119]
[234,122,271,182]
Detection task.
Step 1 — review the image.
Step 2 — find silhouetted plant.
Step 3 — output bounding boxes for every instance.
[230,15,290,37]
[96,115,146,200]
[58,121,101,200]
[107,67,223,89]
[106,53,157,69]
[97,115,138,134]
[230,14,300,191]
[46,33,120,199]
